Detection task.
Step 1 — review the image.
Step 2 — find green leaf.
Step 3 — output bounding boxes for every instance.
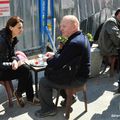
[57,36,68,44]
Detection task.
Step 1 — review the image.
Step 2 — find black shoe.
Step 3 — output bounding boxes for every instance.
[35,109,57,118]
[113,88,120,94]
[27,97,40,106]
[117,88,120,93]
[60,96,77,107]
[13,91,25,107]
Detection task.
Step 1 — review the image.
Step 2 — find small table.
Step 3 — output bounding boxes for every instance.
[29,65,46,98]
[25,57,47,98]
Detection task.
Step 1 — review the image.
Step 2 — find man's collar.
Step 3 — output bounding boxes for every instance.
[68,31,81,40]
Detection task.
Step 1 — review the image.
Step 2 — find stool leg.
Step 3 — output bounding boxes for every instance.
[4,81,13,107]
[109,57,116,77]
[83,84,87,112]
[65,89,73,119]
[83,90,87,112]
[8,81,14,96]
[55,89,60,106]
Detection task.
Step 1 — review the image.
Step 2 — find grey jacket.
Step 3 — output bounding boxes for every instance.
[98,16,120,56]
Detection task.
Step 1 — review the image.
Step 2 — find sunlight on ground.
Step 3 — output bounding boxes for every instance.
[89,91,113,114]
[104,67,110,73]
[0,105,5,115]
[113,82,118,87]
[8,113,33,120]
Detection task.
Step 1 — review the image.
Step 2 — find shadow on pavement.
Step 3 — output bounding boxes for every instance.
[91,93,120,120]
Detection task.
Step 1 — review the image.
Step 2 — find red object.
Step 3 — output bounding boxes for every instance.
[35,61,38,64]
[46,54,49,57]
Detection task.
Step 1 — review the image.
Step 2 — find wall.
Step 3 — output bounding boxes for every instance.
[0,0,119,53]
[54,0,120,38]
[0,0,41,55]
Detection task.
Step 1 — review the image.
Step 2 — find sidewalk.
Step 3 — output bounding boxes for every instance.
[0,71,120,120]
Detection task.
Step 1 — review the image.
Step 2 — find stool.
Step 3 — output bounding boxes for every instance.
[55,83,87,119]
[109,56,118,76]
[0,81,14,107]
[103,55,119,76]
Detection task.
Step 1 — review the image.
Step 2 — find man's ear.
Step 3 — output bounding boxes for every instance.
[73,23,77,30]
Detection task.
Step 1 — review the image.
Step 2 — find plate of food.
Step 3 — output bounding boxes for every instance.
[29,58,47,67]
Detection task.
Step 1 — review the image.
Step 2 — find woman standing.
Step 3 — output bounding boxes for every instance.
[0,16,40,107]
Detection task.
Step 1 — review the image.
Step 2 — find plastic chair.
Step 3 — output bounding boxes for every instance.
[55,83,87,119]
[0,81,14,107]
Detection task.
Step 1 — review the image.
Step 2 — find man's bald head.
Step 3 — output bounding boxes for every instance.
[62,15,80,28]
[60,15,80,38]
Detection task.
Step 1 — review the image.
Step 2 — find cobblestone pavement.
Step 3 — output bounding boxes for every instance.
[0,71,120,120]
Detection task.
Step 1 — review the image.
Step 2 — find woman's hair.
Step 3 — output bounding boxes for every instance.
[6,16,23,29]
[3,16,23,40]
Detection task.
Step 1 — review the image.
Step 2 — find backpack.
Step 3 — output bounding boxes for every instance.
[93,23,104,42]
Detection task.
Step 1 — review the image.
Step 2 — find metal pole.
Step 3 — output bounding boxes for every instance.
[51,0,54,37]
[39,0,44,46]
[117,48,120,92]
[50,0,56,52]
[44,0,48,27]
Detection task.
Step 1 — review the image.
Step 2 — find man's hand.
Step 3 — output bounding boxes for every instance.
[45,52,54,58]
[43,52,55,62]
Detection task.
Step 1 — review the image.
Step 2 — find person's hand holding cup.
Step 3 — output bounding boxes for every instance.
[43,52,55,62]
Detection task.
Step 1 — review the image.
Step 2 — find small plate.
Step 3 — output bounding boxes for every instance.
[29,59,47,67]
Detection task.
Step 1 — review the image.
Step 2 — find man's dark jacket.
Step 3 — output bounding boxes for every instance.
[45,31,91,85]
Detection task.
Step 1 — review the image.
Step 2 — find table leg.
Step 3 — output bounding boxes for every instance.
[34,71,38,98]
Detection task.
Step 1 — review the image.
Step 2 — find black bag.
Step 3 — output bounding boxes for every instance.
[45,57,80,85]
[93,23,104,42]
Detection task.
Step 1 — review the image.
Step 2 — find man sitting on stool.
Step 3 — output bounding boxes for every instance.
[35,15,90,118]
